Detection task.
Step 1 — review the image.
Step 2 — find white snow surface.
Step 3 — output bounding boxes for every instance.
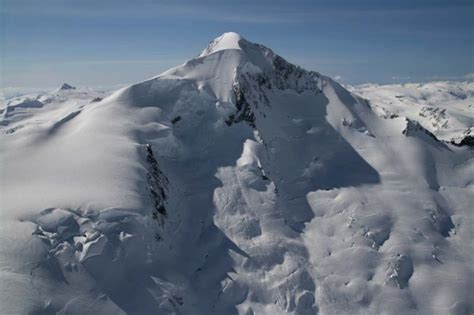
[1,34,473,315]
[350,81,474,143]
[199,32,245,56]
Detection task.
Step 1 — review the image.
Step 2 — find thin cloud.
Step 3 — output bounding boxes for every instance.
[57,59,187,66]
[464,73,474,79]
[392,76,412,80]
[0,2,298,24]
[411,74,474,82]
[3,1,470,24]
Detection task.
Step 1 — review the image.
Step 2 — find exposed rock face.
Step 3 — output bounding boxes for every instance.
[145,144,169,226]
[452,135,474,148]
[225,46,323,128]
[402,118,439,141]
[59,83,76,90]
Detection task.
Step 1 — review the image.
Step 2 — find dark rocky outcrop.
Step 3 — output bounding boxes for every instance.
[145,144,169,226]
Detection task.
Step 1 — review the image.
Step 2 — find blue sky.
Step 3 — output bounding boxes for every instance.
[1,0,473,89]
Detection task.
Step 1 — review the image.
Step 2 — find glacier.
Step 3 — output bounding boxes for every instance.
[0,32,473,314]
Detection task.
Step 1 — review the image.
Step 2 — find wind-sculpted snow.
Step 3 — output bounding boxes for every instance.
[1,33,473,314]
[350,81,474,146]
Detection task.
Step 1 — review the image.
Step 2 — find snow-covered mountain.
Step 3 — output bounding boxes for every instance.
[350,81,474,145]
[1,32,473,315]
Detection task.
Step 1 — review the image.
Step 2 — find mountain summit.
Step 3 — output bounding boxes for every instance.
[199,32,247,56]
[59,82,76,90]
[0,33,472,315]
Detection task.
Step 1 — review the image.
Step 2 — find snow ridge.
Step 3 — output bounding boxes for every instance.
[0,33,473,315]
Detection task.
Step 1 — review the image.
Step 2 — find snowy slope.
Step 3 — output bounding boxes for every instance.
[1,33,473,315]
[1,84,108,135]
[350,82,474,144]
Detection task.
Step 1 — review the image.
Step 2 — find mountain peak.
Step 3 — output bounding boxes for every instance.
[199,32,248,57]
[59,83,76,91]
[154,32,319,104]
[219,31,245,42]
